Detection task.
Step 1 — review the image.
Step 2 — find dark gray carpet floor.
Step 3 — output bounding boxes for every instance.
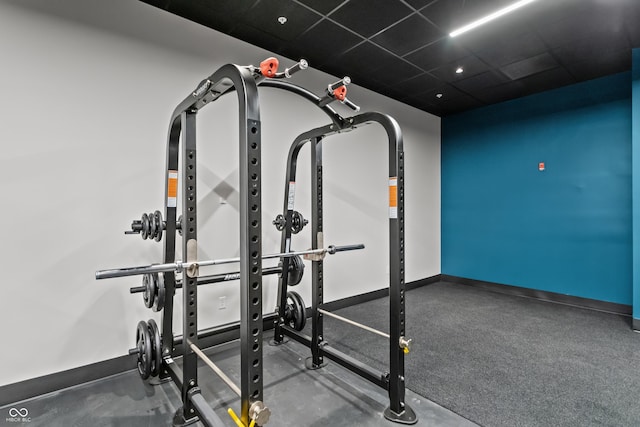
[319,281,640,427]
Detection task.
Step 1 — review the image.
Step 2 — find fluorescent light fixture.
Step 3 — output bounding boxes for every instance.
[455,67,464,74]
[449,0,538,37]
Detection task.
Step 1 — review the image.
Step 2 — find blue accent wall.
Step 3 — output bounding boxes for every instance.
[632,49,640,320]
[442,72,632,305]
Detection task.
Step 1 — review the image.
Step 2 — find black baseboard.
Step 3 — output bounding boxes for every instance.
[0,354,136,408]
[321,275,442,312]
[440,275,632,316]
[633,318,640,331]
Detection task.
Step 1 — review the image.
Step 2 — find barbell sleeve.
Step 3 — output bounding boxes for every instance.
[327,244,365,254]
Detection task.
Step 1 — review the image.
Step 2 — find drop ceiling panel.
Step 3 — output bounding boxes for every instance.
[371,14,442,56]
[286,19,362,67]
[404,39,470,71]
[329,0,413,38]
[239,0,321,41]
[404,0,434,10]
[561,50,632,82]
[500,53,559,81]
[140,0,640,117]
[429,56,490,82]
[474,31,547,68]
[296,0,345,15]
[451,71,510,94]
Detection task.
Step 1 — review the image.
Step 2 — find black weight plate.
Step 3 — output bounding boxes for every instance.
[287,255,304,286]
[142,274,154,309]
[286,291,306,331]
[153,272,165,312]
[154,210,163,242]
[135,321,152,380]
[147,319,162,377]
[141,213,150,240]
[149,212,157,239]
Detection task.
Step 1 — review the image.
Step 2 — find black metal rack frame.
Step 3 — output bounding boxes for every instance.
[267,81,417,424]
[158,63,263,427]
[122,59,414,426]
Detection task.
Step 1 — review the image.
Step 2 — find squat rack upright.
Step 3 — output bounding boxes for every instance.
[160,62,265,427]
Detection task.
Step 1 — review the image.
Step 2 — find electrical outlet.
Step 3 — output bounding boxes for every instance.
[219,296,226,310]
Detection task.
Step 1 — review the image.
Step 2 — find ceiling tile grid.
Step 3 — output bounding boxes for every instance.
[140,0,640,116]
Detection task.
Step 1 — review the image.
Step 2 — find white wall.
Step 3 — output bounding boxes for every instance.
[0,0,440,387]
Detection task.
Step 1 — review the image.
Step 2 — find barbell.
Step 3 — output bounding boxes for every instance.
[95,244,364,280]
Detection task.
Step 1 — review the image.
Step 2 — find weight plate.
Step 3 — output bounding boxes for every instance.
[135,321,152,380]
[147,319,162,377]
[152,272,165,312]
[142,274,155,309]
[149,212,157,239]
[273,214,285,231]
[154,210,163,242]
[141,213,150,240]
[286,291,306,331]
[291,211,307,234]
[287,255,304,286]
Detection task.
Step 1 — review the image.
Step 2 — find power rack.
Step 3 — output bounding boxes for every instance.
[95,57,417,426]
[265,80,417,424]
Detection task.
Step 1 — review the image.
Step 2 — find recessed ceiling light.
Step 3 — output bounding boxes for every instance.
[436,93,443,99]
[278,16,287,25]
[455,67,464,74]
[449,0,538,38]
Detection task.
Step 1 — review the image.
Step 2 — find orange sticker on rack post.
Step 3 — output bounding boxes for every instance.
[167,170,178,207]
[389,177,398,219]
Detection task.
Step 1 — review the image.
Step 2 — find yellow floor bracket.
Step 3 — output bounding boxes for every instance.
[227,408,257,427]
[227,408,244,427]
